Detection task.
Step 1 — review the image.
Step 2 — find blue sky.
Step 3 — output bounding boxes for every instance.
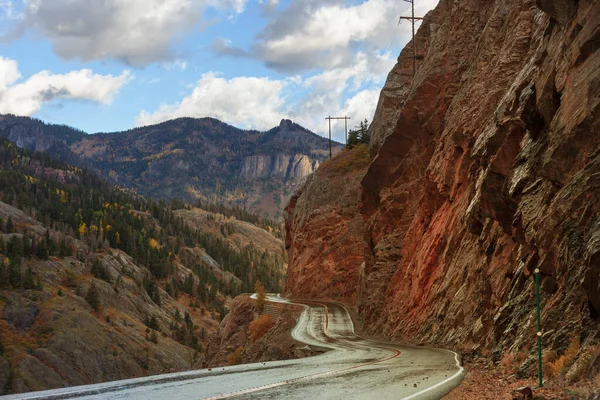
[0,0,436,142]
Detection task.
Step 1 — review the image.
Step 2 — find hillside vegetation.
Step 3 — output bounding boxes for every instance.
[0,116,342,219]
[0,137,285,394]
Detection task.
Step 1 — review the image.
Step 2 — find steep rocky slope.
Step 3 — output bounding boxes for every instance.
[206,296,313,367]
[0,116,343,219]
[0,139,286,394]
[286,0,600,379]
[0,201,219,394]
[284,145,370,302]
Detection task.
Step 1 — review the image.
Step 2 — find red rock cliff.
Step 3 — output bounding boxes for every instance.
[286,0,600,360]
[285,146,370,302]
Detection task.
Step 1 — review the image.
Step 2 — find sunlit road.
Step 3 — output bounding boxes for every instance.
[3,296,464,400]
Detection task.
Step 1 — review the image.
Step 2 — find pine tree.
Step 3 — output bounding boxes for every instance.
[86,282,100,311]
[5,217,14,233]
[254,281,267,313]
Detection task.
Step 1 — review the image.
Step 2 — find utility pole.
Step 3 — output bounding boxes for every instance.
[325,116,351,158]
[399,0,423,76]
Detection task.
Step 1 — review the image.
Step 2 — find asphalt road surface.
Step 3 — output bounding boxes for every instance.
[3,296,464,400]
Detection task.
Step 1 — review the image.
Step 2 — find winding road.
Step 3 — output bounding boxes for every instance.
[3,296,464,400]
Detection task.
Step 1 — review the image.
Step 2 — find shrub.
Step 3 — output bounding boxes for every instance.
[325,144,371,175]
[227,347,244,366]
[551,337,580,379]
[543,350,559,378]
[247,314,274,343]
[144,315,160,331]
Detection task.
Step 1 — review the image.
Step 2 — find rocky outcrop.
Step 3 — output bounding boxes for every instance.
[207,296,313,367]
[240,154,318,180]
[285,146,370,302]
[285,0,600,369]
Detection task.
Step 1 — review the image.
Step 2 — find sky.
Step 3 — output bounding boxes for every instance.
[0,0,437,142]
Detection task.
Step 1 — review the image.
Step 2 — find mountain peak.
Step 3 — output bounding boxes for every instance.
[279,119,294,129]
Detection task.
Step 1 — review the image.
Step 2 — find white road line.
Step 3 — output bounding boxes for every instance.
[400,350,464,400]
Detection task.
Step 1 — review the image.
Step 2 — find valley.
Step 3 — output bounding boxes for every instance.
[0,0,598,398]
[0,138,287,393]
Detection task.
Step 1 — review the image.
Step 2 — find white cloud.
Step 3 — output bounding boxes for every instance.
[254,0,421,72]
[287,51,394,138]
[0,57,20,91]
[136,72,289,130]
[0,57,131,116]
[0,0,16,18]
[163,59,189,71]
[5,0,249,67]
[136,49,393,142]
[215,0,438,73]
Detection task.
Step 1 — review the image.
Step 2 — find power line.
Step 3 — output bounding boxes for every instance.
[384,19,401,53]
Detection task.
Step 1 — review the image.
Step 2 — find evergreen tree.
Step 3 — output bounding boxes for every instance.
[91,258,110,283]
[254,281,267,313]
[86,282,100,311]
[23,267,36,289]
[347,119,370,147]
[5,217,14,233]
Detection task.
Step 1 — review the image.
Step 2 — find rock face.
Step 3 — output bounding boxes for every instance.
[206,296,314,367]
[285,146,370,302]
[240,154,318,180]
[286,0,600,363]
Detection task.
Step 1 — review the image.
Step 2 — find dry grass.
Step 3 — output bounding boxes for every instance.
[543,349,559,378]
[500,353,515,374]
[319,144,371,176]
[500,350,528,375]
[551,337,580,379]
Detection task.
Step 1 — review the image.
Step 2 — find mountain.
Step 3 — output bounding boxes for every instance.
[0,137,286,394]
[285,0,599,387]
[0,116,343,220]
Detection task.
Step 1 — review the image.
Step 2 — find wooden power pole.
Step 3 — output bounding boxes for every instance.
[325,116,351,158]
[400,0,424,76]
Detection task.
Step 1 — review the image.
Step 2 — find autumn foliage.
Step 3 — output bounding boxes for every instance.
[247,315,274,343]
[227,347,244,366]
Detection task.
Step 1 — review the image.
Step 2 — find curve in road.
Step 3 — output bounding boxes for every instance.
[2,296,464,400]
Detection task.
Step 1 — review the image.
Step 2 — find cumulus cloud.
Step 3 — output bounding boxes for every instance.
[3,0,248,67]
[215,0,437,73]
[0,57,131,116]
[0,57,20,91]
[136,72,289,130]
[136,49,393,141]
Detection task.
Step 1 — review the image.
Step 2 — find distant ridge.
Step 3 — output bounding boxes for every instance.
[0,114,343,219]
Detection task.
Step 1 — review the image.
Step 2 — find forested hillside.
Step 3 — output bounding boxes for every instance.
[0,115,342,219]
[0,137,285,394]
